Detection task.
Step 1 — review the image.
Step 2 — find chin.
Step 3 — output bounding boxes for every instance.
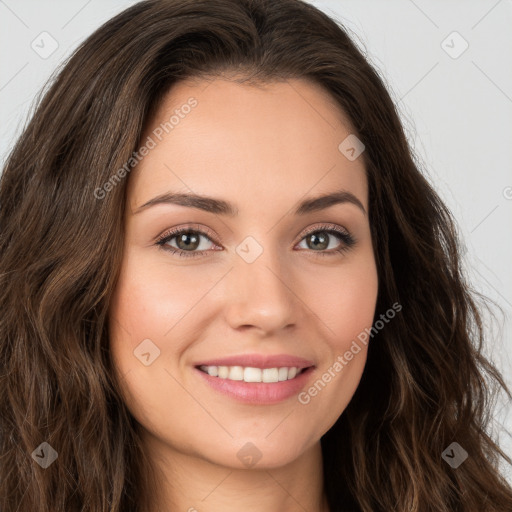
[200,436,311,470]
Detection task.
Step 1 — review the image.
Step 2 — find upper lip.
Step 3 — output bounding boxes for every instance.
[194,353,315,369]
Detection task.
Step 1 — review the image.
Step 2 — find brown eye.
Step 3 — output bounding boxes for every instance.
[156,227,218,258]
[174,231,201,251]
[297,226,356,255]
[305,232,330,251]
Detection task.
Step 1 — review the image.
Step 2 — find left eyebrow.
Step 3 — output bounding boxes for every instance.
[134,190,366,216]
[295,190,366,216]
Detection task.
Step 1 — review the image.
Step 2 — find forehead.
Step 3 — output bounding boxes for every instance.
[127,77,367,213]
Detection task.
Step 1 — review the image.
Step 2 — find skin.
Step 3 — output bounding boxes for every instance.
[108,76,378,512]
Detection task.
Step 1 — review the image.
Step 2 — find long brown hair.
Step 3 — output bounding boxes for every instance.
[1,0,511,510]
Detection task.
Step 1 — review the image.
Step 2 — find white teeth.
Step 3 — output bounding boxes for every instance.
[218,366,229,379]
[278,367,288,381]
[228,366,244,380]
[244,367,262,382]
[199,365,305,383]
[262,368,279,383]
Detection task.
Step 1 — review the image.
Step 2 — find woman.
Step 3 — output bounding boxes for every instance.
[1,0,511,510]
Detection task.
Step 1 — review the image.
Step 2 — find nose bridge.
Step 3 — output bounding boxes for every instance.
[224,234,297,332]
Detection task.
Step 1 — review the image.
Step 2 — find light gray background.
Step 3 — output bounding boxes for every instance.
[1,0,511,483]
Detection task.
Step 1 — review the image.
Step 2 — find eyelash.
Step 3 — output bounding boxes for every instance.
[155,223,356,259]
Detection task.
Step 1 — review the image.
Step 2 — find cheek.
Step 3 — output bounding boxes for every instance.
[108,249,208,352]
[107,251,203,436]
[332,271,378,345]
[304,253,378,347]
[107,248,235,414]
[107,251,184,398]
[293,253,377,420]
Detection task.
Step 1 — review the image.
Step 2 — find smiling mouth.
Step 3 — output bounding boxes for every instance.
[197,365,309,383]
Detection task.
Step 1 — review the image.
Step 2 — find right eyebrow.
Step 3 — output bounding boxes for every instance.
[134,192,238,216]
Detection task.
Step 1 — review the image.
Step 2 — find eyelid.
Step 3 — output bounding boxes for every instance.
[297,223,351,241]
[155,222,355,256]
[155,223,219,245]
[156,222,351,242]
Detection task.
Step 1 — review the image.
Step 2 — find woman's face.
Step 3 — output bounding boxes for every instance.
[108,77,378,469]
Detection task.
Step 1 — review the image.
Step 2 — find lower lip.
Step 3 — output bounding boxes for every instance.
[194,366,315,404]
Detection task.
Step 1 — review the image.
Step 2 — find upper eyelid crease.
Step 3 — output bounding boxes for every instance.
[134,190,367,217]
[157,221,352,243]
[156,224,355,253]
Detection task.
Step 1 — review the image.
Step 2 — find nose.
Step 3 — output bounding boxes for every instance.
[222,245,298,335]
